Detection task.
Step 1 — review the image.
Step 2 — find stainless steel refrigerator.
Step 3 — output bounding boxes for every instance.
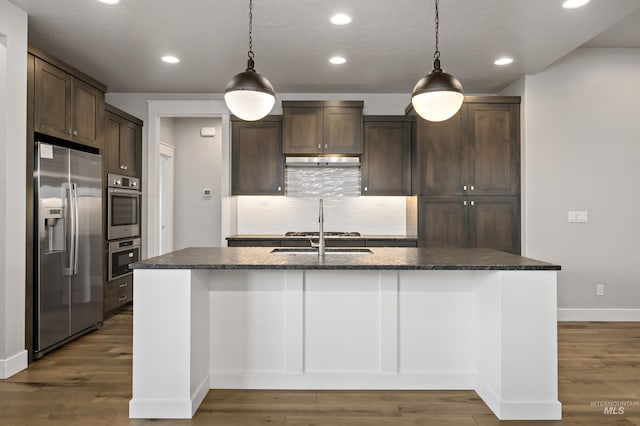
[34,141,103,358]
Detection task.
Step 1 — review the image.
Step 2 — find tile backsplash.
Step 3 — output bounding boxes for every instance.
[285,167,361,198]
[236,196,411,235]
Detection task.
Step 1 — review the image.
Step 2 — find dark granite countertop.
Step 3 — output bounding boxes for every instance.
[131,247,560,271]
[226,234,418,241]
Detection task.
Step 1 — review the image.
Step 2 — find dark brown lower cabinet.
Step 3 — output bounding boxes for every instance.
[227,239,417,248]
[418,196,520,254]
[104,275,133,315]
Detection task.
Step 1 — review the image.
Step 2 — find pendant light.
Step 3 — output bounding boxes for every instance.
[224,0,276,121]
[411,0,463,122]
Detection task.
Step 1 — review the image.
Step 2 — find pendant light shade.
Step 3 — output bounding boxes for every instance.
[224,59,276,121]
[224,0,276,121]
[411,0,463,122]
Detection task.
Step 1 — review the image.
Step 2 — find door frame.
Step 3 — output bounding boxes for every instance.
[146,101,234,258]
[158,141,174,255]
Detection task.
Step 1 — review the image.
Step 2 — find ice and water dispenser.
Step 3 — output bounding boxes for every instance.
[43,206,65,253]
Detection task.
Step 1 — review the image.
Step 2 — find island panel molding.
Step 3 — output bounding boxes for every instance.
[129,247,561,421]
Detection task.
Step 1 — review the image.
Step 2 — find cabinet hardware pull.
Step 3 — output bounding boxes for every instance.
[364,186,368,192]
[68,129,73,135]
[277,186,282,192]
[470,185,475,191]
[120,165,128,170]
[119,283,128,288]
[317,144,321,149]
[73,130,78,136]
[463,200,467,206]
[463,185,467,191]
[470,200,475,206]
[118,295,127,302]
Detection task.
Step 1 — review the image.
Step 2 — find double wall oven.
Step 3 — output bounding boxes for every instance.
[107,173,141,282]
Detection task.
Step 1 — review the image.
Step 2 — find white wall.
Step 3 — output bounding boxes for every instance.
[0,0,28,378]
[160,117,176,146]
[524,48,640,316]
[171,117,223,248]
[499,76,528,253]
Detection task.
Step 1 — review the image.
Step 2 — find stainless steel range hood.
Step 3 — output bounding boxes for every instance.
[285,156,360,167]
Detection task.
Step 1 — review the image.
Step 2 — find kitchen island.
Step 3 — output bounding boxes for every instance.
[129,247,562,421]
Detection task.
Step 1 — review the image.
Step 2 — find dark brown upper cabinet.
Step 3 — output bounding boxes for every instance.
[362,116,412,196]
[464,102,520,196]
[283,101,363,155]
[232,116,284,196]
[105,104,143,177]
[33,54,105,150]
[410,97,520,196]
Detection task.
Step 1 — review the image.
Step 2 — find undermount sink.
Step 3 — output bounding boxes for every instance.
[270,248,373,255]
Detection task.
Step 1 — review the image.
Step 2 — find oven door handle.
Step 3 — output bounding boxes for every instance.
[109,187,142,195]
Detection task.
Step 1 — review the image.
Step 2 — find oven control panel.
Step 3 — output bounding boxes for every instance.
[108,173,140,189]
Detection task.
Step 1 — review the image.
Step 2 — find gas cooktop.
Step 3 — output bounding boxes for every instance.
[284,231,361,237]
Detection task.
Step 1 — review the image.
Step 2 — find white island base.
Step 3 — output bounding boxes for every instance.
[129,268,561,420]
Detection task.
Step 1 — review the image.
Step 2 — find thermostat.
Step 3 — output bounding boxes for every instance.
[200,127,216,137]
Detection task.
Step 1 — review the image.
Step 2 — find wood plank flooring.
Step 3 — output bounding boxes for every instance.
[1,307,639,425]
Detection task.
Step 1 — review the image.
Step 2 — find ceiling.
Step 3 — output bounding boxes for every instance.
[9,0,640,94]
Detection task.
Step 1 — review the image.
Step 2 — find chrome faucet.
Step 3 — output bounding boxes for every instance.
[318,199,325,259]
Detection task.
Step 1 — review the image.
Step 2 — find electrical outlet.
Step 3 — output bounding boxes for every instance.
[596,284,605,296]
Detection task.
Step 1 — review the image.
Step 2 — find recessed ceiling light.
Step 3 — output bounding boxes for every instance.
[494,57,514,66]
[330,14,352,25]
[97,0,120,4]
[161,56,180,64]
[329,56,347,65]
[562,0,590,9]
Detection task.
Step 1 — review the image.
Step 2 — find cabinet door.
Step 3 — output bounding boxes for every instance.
[323,107,363,154]
[232,118,284,195]
[283,107,323,154]
[34,58,72,139]
[415,109,464,195]
[119,121,142,177]
[104,112,122,173]
[468,196,520,254]
[418,196,469,248]
[72,78,104,149]
[465,103,520,195]
[362,119,411,195]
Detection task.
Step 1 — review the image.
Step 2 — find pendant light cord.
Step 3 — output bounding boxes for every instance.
[433,0,440,62]
[248,0,255,62]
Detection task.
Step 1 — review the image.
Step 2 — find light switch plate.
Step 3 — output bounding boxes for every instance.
[568,211,588,223]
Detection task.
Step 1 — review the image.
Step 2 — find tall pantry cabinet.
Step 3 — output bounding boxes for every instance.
[409,96,521,254]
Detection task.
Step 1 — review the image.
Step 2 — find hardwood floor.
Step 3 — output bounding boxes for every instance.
[1,307,639,425]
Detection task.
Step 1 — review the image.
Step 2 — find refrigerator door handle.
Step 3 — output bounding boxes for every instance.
[62,183,74,276]
[71,183,80,275]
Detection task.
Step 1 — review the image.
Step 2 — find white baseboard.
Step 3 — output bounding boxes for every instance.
[0,350,28,379]
[210,371,475,390]
[476,377,561,420]
[129,375,210,419]
[558,308,640,322]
